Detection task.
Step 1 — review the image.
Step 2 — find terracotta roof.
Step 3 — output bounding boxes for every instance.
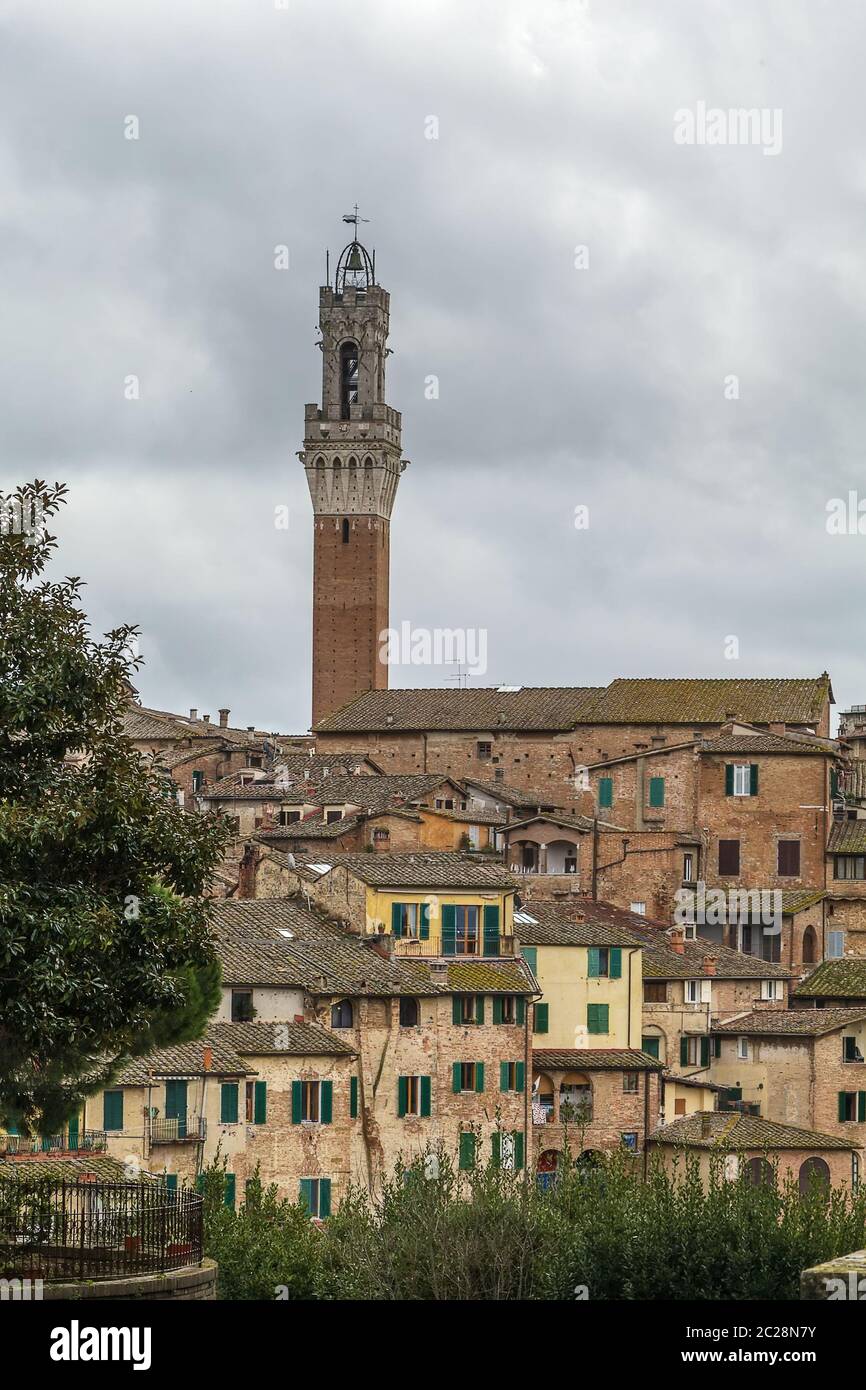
[205,769,443,806]
[297,851,516,889]
[513,902,644,948]
[664,1071,722,1091]
[840,760,866,801]
[117,1032,252,1083]
[314,687,604,733]
[590,677,831,726]
[712,1007,866,1036]
[208,1021,356,1056]
[505,811,626,834]
[650,1111,857,1151]
[0,1155,163,1182]
[700,731,837,756]
[793,960,866,999]
[533,1048,663,1071]
[828,822,866,854]
[446,960,537,993]
[123,705,266,747]
[462,778,563,810]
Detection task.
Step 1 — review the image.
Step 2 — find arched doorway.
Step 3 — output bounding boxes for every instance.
[745,1157,774,1188]
[799,1156,831,1196]
[559,1072,593,1124]
[802,927,817,965]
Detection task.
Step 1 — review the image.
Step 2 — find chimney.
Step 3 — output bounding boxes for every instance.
[203,1045,213,1072]
[219,708,230,728]
[367,932,393,960]
[237,843,261,899]
[202,714,210,724]
[670,926,685,955]
[702,954,717,976]
[385,713,394,727]
[189,708,198,720]
[247,726,255,732]
[700,1113,712,1139]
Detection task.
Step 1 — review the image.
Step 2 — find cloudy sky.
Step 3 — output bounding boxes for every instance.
[3,0,865,733]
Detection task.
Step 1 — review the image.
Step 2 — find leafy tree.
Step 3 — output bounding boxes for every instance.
[0,481,228,1135]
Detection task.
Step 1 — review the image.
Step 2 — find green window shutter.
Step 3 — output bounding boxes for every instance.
[514,1130,525,1171]
[220,1083,238,1124]
[700,1036,710,1068]
[534,1003,549,1034]
[838,1092,848,1123]
[254,1080,267,1125]
[291,1080,302,1124]
[521,947,537,974]
[649,776,665,808]
[320,1081,333,1125]
[452,1062,462,1094]
[391,902,402,935]
[588,1004,609,1035]
[725,764,734,795]
[165,1174,177,1194]
[598,776,613,808]
[397,1076,409,1118]
[319,1178,331,1219]
[483,905,500,955]
[642,1036,660,1059]
[500,1061,509,1092]
[195,1173,205,1194]
[420,902,430,939]
[750,764,759,796]
[475,1062,485,1093]
[420,1076,431,1117]
[713,1036,722,1058]
[350,1076,358,1119]
[103,1090,123,1132]
[493,996,503,1025]
[609,948,622,980]
[67,1113,79,1150]
[516,997,525,1025]
[441,904,457,955]
[476,996,485,1025]
[491,1131,501,1167]
[859,1092,866,1123]
[224,1173,236,1209]
[453,995,463,1026]
[587,947,600,978]
[458,1131,475,1171]
[298,1178,313,1213]
[516,1061,525,1093]
[680,1037,689,1067]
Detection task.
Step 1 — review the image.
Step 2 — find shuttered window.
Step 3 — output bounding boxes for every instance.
[291,1080,333,1124]
[220,1084,239,1124]
[491,1130,525,1170]
[458,1131,477,1171]
[482,904,500,955]
[533,1002,549,1034]
[718,840,740,875]
[648,776,665,808]
[598,777,613,809]
[298,1178,332,1219]
[777,840,801,877]
[103,1091,124,1132]
[499,1061,525,1093]
[350,1076,358,1118]
[587,1004,609,1035]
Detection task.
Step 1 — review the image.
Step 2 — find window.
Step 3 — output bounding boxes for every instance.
[533,1002,549,1034]
[458,1131,477,1170]
[492,1130,524,1170]
[477,742,492,759]
[598,777,613,809]
[760,979,782,1002]
[844,1036,865,1063]
[341,518,350,544]
[391,902,428,940]
[587,1003,609,1035]
[399,996,419,1027]
[493,995,524,1024]
[588,947,622,979]
[777,840,800,877]
[331,999,354,1029]
[621,1132,638,1151]
[298,1177,331,1219]
[737,1036,749,1060]
[453,994,484,1026]
[683,852,694,883]
[279,809,301,825]
[231,990,254,1023]
[835,855,866,879]
[718,839,740,875]
[245,1080,267,1124]
[802,926,818,964]
[644,981,667,1004]
[372,827,389,842]
[629,902,646,916]
[727,763,758,796]
[827,931,845,959]
[325,809,343,824]
[291,1080,333,1125]
[499,1061,526,1093]
[453,1062,484,1094]
[854,1152,861,1190]
[623,1072,639,1093]
[648,776,665,808]
[339,340,359,418]
[682,1035,710,1066]
[641,1035,661,1059]
[191,770,204,793]
[521,947,537,974]
[453,905,479,955]
[838,1091,866,1123]
[674,1098,687,1116]
[685,980,701,1005]
[397,1075,431,1117]
[103,1091,124,1132]
[220,1083,239,1124]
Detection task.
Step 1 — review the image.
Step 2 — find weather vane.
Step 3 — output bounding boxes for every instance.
[342,204,370,238]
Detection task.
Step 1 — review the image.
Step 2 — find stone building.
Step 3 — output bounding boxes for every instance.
[648,1112,860,1194]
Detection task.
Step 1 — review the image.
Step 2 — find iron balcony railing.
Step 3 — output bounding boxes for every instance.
[0,1132,106,1157]
[0,1177,203,1282]
[147,1115,207,1144]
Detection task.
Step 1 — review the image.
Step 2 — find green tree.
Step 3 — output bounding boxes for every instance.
[0,481,228,1135]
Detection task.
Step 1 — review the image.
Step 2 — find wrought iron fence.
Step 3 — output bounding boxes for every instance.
[0,1178,203,1282]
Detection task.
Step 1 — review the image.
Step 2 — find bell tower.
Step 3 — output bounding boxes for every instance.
[301,214,408,728]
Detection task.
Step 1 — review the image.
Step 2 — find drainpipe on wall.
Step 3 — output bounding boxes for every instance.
[591,818,598,900]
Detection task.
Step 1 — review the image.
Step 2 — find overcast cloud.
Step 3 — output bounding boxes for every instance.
[2,0,865,732]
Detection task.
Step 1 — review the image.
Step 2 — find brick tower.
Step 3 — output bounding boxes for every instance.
[301,220,408,728]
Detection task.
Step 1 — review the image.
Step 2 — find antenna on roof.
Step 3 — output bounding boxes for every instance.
[445,664,472,689]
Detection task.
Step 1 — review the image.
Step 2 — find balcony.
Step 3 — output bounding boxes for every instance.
[392,934,515,959]
[148,1116,206,1144]
[0,1132,107,1157]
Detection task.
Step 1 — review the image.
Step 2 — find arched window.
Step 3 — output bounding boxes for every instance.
[745,1156,774,1188]
[331,1000,354,1029]
[363,455,374,468]
[399,997,419,1027]
[340,341,359,419]
[799,1156,831,1197]
[341,518,350,544]
[559,1072,592,1124]
[802,926,817,964]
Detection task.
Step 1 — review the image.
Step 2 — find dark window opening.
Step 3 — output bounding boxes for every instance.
[340,341,359,419]
[342,518,350,544]
[231,990,254,1023]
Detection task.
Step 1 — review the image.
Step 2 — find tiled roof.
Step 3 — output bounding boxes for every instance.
[533,1048,663,1071]
[123,705,266,747]
[840,760,866,801]
[512,902,644,948]
[446,960,537,993]
[205,769,445,807]
[590,677,830,726]
[298,851,516,889]
[116,1032,252,1083]
[778,889,827,914]
[827,821,866,854]
[314,687,604,733]
[0,1155,163,1182]
[208,1021,356,1056]
[700,731,837,755]
[712,1007,866,1036]
[505,811,625,834]
[462,778,563,810]
[650,1112,857,1151]
[793,960,866,999]
[664,1072,722,1091]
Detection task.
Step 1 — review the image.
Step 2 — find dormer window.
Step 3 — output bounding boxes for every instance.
[325,809,343,824]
